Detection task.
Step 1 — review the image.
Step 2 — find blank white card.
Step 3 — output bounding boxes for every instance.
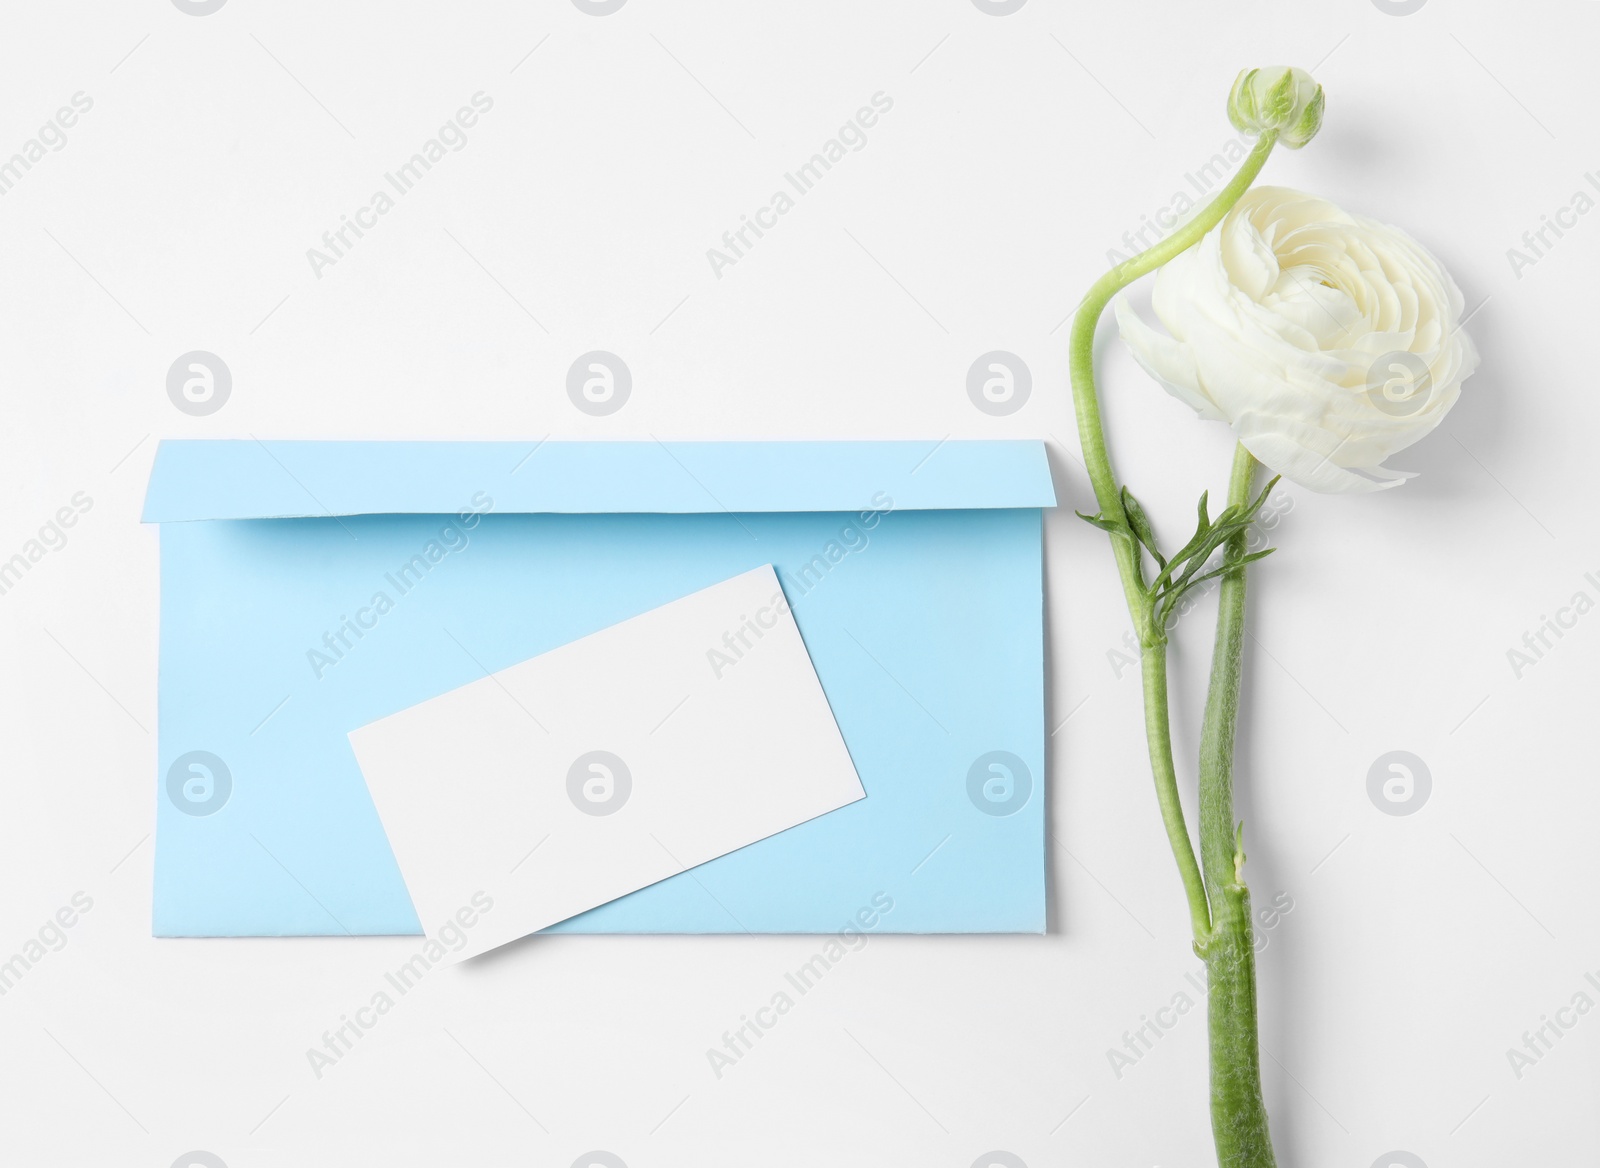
[348,565,864,960]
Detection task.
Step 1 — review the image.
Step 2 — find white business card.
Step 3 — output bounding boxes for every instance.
[349,565,864,960]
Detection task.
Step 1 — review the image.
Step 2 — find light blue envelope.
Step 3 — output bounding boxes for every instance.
[142,440,1056,936]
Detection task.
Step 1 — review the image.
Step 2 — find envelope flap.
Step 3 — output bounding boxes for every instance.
[140,439,1056,521]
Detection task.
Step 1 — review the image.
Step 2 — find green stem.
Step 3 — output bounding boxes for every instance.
[1066,131,1277,946]
[1199,444,1259,901]
[1198,442,1276,1168]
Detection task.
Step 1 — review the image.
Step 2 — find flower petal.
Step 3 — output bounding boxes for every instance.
[1113,295,1224,420]
[1233,410,1415,494]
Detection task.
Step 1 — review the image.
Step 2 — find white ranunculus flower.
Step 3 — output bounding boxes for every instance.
[1115,186,1479,493]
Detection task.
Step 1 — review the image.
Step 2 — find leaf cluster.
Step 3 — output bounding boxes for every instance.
[1078,476,1281,638]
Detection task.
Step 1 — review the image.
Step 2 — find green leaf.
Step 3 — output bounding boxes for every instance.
[1166,516,1251,593]
[1119,486,1166,569]
[1149,491,1216,594]
[1147,477,1281,607]
[1075,510,1128,537]
[1169,547,1275,598]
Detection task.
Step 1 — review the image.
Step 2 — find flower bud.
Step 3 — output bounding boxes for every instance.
[1227,66,1324,148]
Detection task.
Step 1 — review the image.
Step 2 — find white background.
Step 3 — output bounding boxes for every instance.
[1,1,1595,1165]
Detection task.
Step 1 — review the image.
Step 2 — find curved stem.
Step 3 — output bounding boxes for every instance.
[1066,132,1277,946]
[1069,132,1277,519]
[1199,442,1276,1168]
